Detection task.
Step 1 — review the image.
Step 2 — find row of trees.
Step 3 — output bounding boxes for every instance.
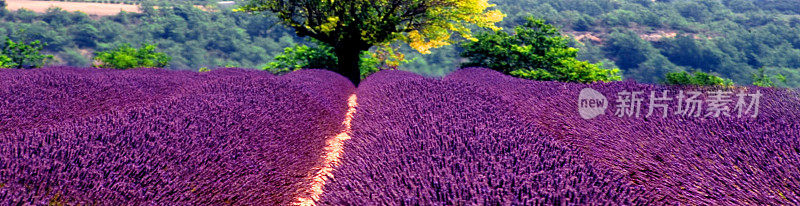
[1,3,303,70]
[2,0,798,87]
[249,0,799,86]
[0,38,171,70]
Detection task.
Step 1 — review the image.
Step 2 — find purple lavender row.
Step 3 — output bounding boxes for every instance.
[446,68,800,205]
[0,67,354,205]
[0,67,204,133]
[318,70,655,205]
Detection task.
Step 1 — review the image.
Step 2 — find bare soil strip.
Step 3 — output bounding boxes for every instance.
[294,94,358,206]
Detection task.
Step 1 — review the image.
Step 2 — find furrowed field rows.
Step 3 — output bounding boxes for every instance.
[1,67,799,205]
[0,67,355,205]
[318,71,654,205]
[0,67,199,133]
[447,68,800,205]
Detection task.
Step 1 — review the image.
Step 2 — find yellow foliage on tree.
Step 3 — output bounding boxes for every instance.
[238,0,504,85]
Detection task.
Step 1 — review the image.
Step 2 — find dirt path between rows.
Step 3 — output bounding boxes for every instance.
[294,94,358,206]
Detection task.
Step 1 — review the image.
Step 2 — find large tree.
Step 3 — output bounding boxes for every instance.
[238,0,504,85]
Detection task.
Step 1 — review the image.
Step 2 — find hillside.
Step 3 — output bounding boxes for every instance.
[1,0,799,86]
[491,0,800,86]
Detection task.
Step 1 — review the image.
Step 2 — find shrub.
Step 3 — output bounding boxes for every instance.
[0,38,53,69]
[664,71,733,86]
[262,43,338,74]
[461,17,621,83]
[263,41,409,79]
[93,43,171,69]
[752,67,787,87]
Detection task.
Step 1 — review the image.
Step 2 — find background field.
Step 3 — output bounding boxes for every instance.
[6,0,140,16]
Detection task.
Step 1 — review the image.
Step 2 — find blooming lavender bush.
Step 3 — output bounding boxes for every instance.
[446,68,800,205]
[0,67,354,205]
[318,70,654,205]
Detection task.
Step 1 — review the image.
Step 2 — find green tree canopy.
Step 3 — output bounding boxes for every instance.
[238,0,504,85]
[461,17,621,83]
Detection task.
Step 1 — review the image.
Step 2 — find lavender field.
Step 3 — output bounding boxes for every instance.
[0,67,354,205]
[319,69,800,205]
[319,71,655,205]
[447,68,800,205]
[1,67,799,205]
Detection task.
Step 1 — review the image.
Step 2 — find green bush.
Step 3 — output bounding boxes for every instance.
[751,68,787,87]
[263,41,409,79]
[0,38,53,69]
[461,17,621,83]
[263,43,338,74]
[664,71,733,86]
[0,55,13,68]
[93,43,171,69]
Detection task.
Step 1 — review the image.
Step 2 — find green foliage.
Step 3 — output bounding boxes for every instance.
[263,42,411,79]
[2,0,800,86]
[93,43,171,69]
[0,55,13,68]
[0,38,53,69]
[0,0,6,17]
[664,71,733,86]
[485,0,800,87]
[263,43,338,74]
[59,48,90,67]
[604,31,653,71]
[752,67,787,87]
[462,17,621,83]
[1,4,300,70]
[238,0,503,84]
[69,24,99,48]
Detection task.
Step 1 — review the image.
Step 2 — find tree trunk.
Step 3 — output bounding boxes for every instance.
[335,47,363,86]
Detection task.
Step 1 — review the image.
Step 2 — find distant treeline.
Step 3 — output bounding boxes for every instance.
[1,3,303,70]
[492,0,800,87]
[1,0,800,86]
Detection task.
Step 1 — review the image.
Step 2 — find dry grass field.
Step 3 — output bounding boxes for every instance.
[6,0,140,16]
